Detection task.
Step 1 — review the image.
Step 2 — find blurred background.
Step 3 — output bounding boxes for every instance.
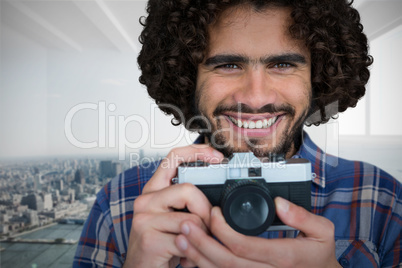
[1,0,402,179]
[0,0,401,267]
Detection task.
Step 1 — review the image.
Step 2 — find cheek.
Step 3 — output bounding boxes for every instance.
[281,79,312,110]
[297,81,312,109]
[196,80,212,113]
[197,78,234,113]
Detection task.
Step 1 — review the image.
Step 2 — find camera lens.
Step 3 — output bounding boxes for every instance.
[230,192,268,230]
[221,180,275,236]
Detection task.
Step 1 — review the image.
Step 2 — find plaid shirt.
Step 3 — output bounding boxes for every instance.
[73,133,402,267]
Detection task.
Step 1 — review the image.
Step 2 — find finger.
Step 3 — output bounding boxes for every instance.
[130,230,186,262]
[132,211,209,235]
[208,207,276,263]
[179,257,198,268]
[134,184,212,226]
[275,197,335,240]
[209,206,302,265]
[129,212,209,266]
[210,205,337,267]
[176,220,269,268]
[143,145,224,194]
[176,234,218,268]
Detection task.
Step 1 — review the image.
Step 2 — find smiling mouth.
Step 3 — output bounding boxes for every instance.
[227,115,280,129]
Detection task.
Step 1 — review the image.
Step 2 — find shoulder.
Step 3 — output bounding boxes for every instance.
[96,160,161,213]
[298,132,400,193]
[325,156,401,196]
[317,153,401,213]
[73,161,161,266]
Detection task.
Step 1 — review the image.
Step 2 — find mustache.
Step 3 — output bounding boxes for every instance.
[213,103,295,117]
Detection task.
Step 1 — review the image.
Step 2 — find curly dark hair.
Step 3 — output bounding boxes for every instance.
[138,0,373,128]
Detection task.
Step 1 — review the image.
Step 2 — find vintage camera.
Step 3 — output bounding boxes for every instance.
[172,152,312,236]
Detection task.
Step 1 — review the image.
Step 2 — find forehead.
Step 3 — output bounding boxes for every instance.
[213,5,292,29]
[206,6,308,58]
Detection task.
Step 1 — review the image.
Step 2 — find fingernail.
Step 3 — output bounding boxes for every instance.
[177,236,188,251]
[211,207,222,220]
[181,223,190,235]
[211,207,216,218]
[212,149,223,158]
[276,197,289,213]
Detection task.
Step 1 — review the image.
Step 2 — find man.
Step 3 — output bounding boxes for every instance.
[74,0,402,267]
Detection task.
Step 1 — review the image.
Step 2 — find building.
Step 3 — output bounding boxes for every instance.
[100,161,113,178]
[24,210,39,226]
[100,160,122,179]
[34,174,42,191]
[42,193,53,211]
[21,194,44,212]
[54,179,64,191]
[112,162,122,177]
[74,169,85,185]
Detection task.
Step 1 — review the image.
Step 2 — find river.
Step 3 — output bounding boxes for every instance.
[0,223,84,268]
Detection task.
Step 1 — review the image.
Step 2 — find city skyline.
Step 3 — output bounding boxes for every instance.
[0,154,150,238]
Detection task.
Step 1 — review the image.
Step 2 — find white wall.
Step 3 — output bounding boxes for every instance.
[369,24,402,135]
[0,25,195,159]
[305,23,402,181]
[0,25,48,156]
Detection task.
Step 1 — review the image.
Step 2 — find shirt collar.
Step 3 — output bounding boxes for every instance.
[193,131,326,188]
[293,132,326,188]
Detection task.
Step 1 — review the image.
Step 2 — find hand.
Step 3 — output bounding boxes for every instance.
[175,197,341,268]
[123,145,224,268]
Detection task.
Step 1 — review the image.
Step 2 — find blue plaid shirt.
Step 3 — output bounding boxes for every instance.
[74,133,402,267]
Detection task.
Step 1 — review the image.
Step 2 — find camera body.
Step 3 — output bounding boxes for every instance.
[173,152,312,236]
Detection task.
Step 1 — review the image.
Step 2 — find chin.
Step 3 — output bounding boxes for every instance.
[210,136,291,158]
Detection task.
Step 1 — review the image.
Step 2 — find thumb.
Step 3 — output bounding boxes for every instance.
[275,197,334,239]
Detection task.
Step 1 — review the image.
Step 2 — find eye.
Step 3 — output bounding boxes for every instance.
[216,64,240,70]
[273,63,293,69]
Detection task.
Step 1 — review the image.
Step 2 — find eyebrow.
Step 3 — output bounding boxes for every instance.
[204,53,307,66]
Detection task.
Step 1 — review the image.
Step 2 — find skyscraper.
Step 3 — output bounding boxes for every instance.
[21,194,44,212]
[74,169,85,185]
[100,161,114,178]
[34,174,42,192]
[112,162,122,177]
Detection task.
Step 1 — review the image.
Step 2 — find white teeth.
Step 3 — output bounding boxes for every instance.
[268,118,273,126]
[229,116,278,129]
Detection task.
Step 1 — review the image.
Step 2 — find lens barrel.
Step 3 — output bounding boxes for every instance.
[221,180,275,236]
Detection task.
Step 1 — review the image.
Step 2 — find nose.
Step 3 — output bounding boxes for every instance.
[233,68,278,111]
